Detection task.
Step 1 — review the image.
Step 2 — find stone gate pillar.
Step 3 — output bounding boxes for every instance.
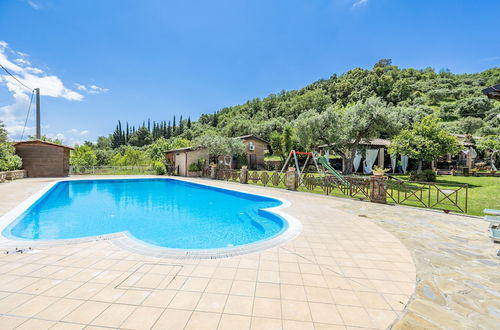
[370,175,388,203]
[240,166,249,184]
[210,165,217,179]
[285,167,298,191]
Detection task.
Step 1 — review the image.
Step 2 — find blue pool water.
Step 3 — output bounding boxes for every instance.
[4,179,287,249]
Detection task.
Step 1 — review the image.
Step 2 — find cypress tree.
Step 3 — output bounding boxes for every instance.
[213,112,218,127]
[178,115,184,135]
[125,122,130,144]
[187,116,192,129]
[172,116,176,136]
[167,121,172,138]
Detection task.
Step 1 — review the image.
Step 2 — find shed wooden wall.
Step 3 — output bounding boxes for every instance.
[15,144,70,177]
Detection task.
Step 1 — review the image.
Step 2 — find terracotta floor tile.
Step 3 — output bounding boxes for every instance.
[330,289,362,306]
[89,286,125,303]
[195,292,227,313]
[0,315,26,329]
[280,284,307,301]
[121,306,164,329]
[66,282,106,300]
[355,291,392,310]
[142,290,176,308]
[230,280,256,296]
[366,308,398,329]
[182,276,210,292]
[15,318,55,330]
[250,316,282,330]
[253,297,282,319]
[281,299,311,321]
[235,268,258,281]
[308,302,343,324]
[62,301,110,324]
[224,295,254,316]
[218,314,251,330]
[184,311,221,330]
[283,319,315,330]
[35,298,83,321]
[336,305,374,328]
[255,282,280,299]
[168,291,202,310]
[0,293,35,313]
[42,280,83,297]
[47,321,85,330]
[305,286,334,303]
[152,308,192,330]
[205,278,233,294]
[91,303,136,327]
[115,289,151,305]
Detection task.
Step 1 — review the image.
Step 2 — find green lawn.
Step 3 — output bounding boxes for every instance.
[434,176,500,216]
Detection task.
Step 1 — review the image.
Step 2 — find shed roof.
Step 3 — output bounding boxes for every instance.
[236,135,269,144]
[13,140,74,150]
[164,146,194,153]
[482,84,500,100]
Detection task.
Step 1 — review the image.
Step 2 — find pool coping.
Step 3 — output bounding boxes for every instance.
[0,176,303,259]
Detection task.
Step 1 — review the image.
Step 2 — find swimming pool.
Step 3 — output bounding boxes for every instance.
[2,178,297,253]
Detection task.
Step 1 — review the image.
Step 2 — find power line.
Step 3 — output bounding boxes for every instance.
[20,90,35,141]
[0,63,34,92]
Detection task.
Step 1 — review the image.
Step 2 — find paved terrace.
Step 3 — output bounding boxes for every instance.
[0,176,497,329]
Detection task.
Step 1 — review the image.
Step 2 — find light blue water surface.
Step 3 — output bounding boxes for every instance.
[4,179,286,249]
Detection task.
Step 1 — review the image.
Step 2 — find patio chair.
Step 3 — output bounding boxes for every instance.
[484,209,500,243]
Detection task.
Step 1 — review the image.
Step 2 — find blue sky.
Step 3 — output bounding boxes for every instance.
[1,0,499,145]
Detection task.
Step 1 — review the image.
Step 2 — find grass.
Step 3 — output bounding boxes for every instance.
[434,176,500,216]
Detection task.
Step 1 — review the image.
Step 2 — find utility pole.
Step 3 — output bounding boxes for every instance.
[35,88,41,139]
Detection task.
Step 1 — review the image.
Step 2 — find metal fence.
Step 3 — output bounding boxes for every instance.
[203,168,468,213]
[70,166,155,175]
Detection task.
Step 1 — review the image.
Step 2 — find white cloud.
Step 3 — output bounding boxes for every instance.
[0,40,85,140]
[353,0,368,7]
[28,1,41,10]
[75,83,87,91]
[68,128,89,136]
[75,83,109,95]
[14,58,31,65]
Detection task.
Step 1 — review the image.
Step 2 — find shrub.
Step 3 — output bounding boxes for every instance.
[409,169,436,182]
[188,162,201,172]
[0,143,23,171]
[152,161,166,175]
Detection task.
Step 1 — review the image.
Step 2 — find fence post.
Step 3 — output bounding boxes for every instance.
[370,175,388,203]
[240,166,248,184]
[285,167,298,191]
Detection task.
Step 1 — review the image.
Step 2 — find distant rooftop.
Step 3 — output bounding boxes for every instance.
[482,84,500,100]
[235,135,269,144]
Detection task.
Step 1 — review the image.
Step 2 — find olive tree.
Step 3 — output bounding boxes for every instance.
[295,97,398,174]
[477,135,500,171]
[388,115,461,172]
[194,135,245,166]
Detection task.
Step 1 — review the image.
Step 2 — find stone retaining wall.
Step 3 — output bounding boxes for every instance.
[0,170,26,182]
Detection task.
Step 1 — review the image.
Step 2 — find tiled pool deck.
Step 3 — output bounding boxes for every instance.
[0,176,497,329]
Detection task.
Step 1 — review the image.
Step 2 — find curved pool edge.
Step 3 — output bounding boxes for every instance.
[0,176,303,259]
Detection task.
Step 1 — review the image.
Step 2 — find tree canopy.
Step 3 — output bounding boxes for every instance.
[388,116,462,171]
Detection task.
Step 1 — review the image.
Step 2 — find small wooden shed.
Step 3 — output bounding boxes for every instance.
[13,140,73,177]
